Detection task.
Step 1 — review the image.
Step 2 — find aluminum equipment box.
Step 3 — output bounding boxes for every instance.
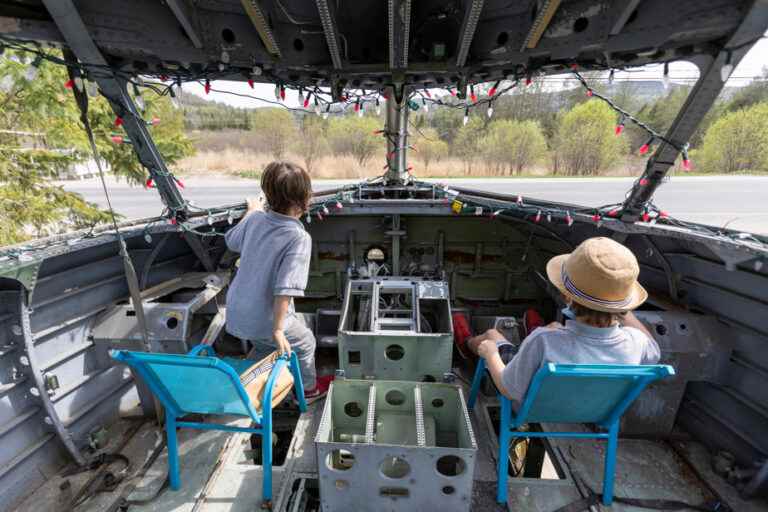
[315,379,477,511]
[337,278,454,381]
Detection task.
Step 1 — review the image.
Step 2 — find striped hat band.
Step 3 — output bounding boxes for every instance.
[561,266,633,308]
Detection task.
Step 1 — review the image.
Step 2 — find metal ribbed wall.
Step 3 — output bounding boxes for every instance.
[0,233,199,510]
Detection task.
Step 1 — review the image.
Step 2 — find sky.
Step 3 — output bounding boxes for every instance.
[183,37,768,109]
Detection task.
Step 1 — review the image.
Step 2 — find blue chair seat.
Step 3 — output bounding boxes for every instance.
[467,360,674,505]
[111,345,307,508]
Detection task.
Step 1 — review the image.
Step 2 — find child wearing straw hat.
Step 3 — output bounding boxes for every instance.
[471,237,661,406]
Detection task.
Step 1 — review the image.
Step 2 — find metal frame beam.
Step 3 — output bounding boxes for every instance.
[240,0,282,59]
[41,0,188,220]
[384,86,410,184]
[455,0,484,67]
[520,0,561,51]
[166,0,203,49]
[622,0,768,217]
[388,0,411,70]
[316,0,343,69]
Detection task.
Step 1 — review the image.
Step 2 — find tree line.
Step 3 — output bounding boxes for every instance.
[186,70,768,177]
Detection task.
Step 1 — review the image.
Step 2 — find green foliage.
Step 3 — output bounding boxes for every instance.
[452,116,485,173]
[327,115,381,166]
[553,100,628,176]
[697,102,768,174]
[251,108,297,160]
[182,94,252,130]
[413,128,448,173]
[480,119,547,175]
[294,115,328,173]
[0,48,193,244]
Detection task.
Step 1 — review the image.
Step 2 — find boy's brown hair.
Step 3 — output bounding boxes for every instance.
[570,302,626,328]
[260,161,312,215]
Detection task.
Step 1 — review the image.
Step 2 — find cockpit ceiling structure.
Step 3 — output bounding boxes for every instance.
[1,0,765,90]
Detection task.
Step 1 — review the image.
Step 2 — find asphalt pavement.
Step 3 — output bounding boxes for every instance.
[60,176,768,234]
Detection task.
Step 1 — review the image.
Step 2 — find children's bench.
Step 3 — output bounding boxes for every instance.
[111,345,306,508]
[467,360,674,505]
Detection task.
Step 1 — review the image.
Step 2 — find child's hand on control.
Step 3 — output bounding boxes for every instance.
[476,339,500,360]
[273,329,292,355]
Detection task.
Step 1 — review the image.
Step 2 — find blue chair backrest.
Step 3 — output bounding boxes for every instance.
[517,363,674,426]
[111,350,253,418]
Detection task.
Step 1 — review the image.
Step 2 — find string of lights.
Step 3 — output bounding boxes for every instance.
[1,37,766,256]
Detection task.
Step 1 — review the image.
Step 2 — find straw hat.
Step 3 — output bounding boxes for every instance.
[546,237,647,313]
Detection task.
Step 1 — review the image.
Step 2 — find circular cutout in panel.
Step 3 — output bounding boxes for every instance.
[385,389,406,406]
[166,316,179,330]
[293,38,304,52]
[436,455,466,477]
[496,32,509,46]
[432,398,444,408]
[335,479,349,490]
[385,344,405,361]
[326,449,355,471]
[380,456,411,479]
[344,401,363,418]
[422,375,437,383]
[442,485,455,495]
[573,17,589,33]
[221,28,236,44]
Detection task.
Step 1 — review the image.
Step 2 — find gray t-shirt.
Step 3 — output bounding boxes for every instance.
[224,210,311,340]
[501,319,661,407]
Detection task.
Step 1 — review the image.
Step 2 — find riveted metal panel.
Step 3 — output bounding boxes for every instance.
[316,380,477,511]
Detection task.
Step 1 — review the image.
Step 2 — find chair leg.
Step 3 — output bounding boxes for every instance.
[602,421,620,506]
[467,359,486,409]
[166,414,181,491]
[496,396,511,504]
[261,429,273,507]
[289,352,307,413]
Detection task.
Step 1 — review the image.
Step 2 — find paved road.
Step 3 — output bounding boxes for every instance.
[61,176,768,234]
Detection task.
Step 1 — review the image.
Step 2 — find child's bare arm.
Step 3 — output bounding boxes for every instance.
[477,340,514,400]
[272,296,293,354]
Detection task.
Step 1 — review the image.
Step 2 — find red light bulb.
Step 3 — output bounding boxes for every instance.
[111,135,124,144]
[247,79,254,89]
[64,79,75,89]
[615,123,624,136]
[114,116,123,127]
[204,80,211,95]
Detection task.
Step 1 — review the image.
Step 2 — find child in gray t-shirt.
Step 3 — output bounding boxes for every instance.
[225,161,332,403]
[471,237,660,407]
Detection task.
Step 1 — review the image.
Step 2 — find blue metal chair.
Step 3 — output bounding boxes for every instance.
[467,360,674,505]
[110,345,307,507]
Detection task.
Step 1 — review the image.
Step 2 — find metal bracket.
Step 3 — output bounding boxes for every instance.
[316,0,343,69]
[388,0,411,70]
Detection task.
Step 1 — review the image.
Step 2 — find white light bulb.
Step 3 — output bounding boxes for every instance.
[376,104,381,116]
[662,73,670,90]
[463,114,469,126]
[220,50,230,64]
[720,63,734,82]
[357,107,364,117]
[322,112,329,120]
[487,106,493,118]
[134,94,146,112]
[74,77,84,92]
